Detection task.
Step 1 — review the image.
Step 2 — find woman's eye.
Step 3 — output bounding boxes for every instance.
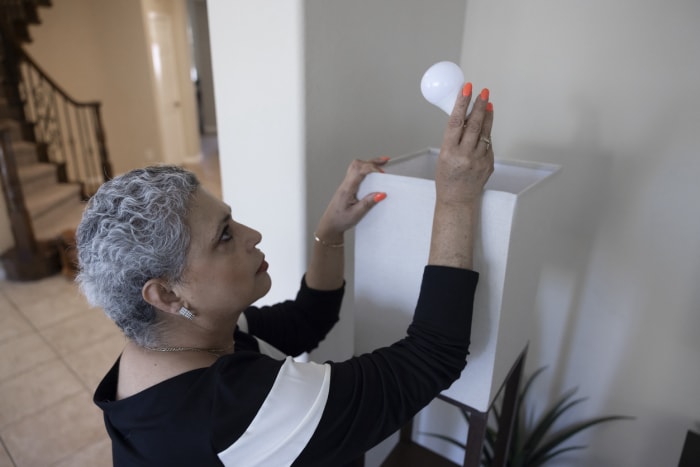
[220,226,232,242]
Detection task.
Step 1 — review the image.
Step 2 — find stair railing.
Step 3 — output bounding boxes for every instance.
[1,25,112,198]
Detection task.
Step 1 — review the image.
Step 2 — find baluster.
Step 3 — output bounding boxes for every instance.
[49,88,61,165]
[85,105,100,193]
[93,103,112,182]
[76,108,90,197]
[84,108,94,189]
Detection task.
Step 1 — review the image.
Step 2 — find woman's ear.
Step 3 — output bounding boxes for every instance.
[142,279,182,316]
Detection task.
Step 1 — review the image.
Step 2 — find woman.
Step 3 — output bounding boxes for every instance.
[78,83,494,466]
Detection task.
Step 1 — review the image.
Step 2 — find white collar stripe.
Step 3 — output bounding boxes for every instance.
[217,357,331,466]
[253,336,287,360]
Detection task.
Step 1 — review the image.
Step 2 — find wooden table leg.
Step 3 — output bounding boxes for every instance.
[462,409,487,467]
[491,351,526,466]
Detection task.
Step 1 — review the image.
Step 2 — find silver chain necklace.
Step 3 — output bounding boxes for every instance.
[143,345,233,357]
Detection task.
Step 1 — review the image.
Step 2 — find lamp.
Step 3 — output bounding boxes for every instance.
[354,149,560,412]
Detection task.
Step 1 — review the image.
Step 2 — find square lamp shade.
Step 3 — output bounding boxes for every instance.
[354,148,560,411]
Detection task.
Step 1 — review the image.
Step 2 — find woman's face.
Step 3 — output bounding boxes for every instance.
[174,187,271,323]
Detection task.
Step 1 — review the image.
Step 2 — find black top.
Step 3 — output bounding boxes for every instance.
[94,265,479,466]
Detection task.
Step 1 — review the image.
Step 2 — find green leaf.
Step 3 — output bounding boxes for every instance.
[529,415,633,464]
[429,366,634,466]
[522,389,583,452]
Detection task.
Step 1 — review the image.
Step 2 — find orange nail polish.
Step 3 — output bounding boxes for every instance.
[486,102,494,112]
[379,156,391,161]
[373,192,387,203]
[480,88,490,101]
[462,82,472,97]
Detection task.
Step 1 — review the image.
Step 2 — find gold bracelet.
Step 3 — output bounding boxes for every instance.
[313,232,344,248]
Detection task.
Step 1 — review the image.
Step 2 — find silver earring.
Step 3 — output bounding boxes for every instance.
[179,306,194,320]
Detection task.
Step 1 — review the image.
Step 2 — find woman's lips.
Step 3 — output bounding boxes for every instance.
[257,257,269,274]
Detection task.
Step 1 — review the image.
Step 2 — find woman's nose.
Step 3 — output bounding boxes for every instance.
[246,226,262,249]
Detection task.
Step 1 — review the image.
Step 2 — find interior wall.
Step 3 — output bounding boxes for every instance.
[207,0,306,306]
[459,1,700,465]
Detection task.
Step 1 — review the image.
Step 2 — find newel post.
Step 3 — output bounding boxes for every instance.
[0,130,61,280]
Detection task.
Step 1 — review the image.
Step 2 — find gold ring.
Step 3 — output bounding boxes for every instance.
[480,136,492,150]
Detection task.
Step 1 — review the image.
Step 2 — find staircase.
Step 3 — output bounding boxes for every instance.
[0,0,112,281]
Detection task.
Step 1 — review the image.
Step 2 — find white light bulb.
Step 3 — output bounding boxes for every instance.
[420,61,464,115]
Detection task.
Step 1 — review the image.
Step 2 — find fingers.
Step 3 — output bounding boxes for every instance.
[461,88,490,149]
[354,191,387,216]
[343,158,387,198]
[443,83,473,148]
[481,102,494,138]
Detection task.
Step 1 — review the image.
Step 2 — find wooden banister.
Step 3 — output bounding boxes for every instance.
[0,129,61,279]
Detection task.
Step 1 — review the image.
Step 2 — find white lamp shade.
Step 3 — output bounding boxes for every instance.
[354,149,560,411]
[420,61,464,115]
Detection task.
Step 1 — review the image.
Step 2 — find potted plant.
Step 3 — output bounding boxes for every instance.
[424,367,633,466]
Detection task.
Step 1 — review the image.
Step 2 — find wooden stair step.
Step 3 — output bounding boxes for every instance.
[32,195,86,243]
[8,140,39,165]
[25,182,81,221]
[17,162,56,192]
[0,118,25,142]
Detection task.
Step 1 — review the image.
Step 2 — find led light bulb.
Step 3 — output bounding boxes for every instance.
[420,61,464,115]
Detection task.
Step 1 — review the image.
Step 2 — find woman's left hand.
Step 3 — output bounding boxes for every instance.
[314,157,389,245]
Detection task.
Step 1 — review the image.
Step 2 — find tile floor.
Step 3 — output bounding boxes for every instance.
[0,136,220,466]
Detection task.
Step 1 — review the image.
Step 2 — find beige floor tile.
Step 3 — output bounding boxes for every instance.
[0,359,84,429]
[64,334,126,391]
[0,275,73,310]
[0,442,13,467]
[40,309,121,357]
[16,286,92,330]
[52,437,112,467]
[0,392,105,467]
[0,333,57,383]
[0,294,33,344]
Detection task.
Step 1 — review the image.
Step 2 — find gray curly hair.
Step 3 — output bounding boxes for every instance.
[76,165,200,346]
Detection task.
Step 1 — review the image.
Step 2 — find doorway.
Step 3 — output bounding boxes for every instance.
[147,11,187,165]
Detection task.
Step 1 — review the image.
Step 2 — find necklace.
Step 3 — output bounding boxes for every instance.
[143,345,233,357]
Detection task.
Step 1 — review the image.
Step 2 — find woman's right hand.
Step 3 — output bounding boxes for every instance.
[428,83,494,270]
[435,83,494,206]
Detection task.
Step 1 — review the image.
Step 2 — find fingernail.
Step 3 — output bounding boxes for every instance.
[378,168,385,173]
[379,156,391,161]
[480,88,490,101]
[462,82,472,97]
[486,102,494,112]
[373,192,387,203]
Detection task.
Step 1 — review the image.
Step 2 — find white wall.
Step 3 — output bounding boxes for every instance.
[460,1,700,465]
[207,0,307,306]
